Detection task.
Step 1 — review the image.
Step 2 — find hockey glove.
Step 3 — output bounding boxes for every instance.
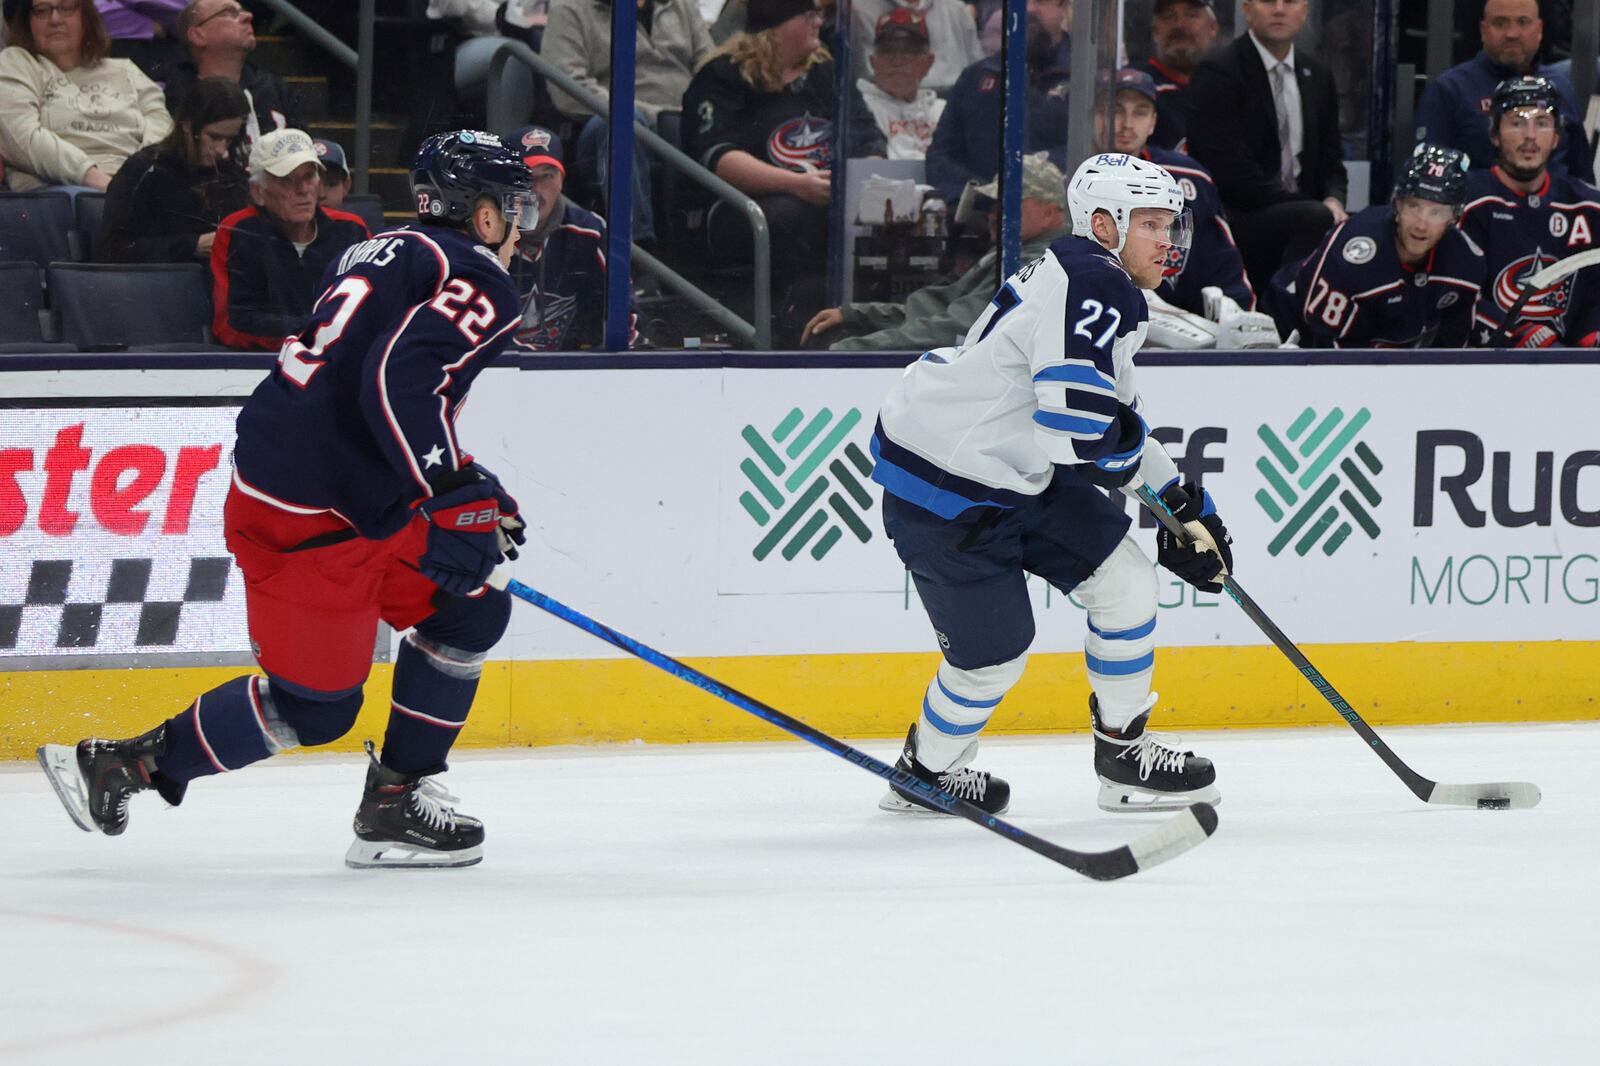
[1155,480,1233,594]
[1509,321,1560,349]
[415,479,509,596]
[1073,404,1147,489]
[464,461,526,560]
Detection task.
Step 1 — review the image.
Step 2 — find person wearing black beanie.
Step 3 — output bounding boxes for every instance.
[744,0,819,34]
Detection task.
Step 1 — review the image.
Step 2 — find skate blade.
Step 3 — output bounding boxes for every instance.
[1097,781,1221,814]
[344,838,483,870]
[878,788,1010,816]
[36,745,95,833]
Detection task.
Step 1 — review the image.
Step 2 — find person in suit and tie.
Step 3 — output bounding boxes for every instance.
[1182,0,1347,296]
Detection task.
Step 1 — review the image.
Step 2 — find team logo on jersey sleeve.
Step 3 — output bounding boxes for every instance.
[1343,236,1377,264]
[767,114,833,172]
[1492,251,1572,320]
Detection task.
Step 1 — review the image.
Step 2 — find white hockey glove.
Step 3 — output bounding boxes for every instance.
[1201,287,1283,349]
[1143,289,1219,349]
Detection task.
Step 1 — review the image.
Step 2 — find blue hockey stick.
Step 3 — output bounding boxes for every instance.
[488,572,1217,881]
[1130,481,1539,810]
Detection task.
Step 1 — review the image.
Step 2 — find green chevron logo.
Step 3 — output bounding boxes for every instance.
[1254,406,1382,557]
[738,407,875,561]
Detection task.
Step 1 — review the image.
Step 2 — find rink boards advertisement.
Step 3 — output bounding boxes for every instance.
[0,401,250,665]
[2,358,1595,752]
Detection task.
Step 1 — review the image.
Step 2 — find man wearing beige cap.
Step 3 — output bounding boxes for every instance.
[211,128,369,349]
[802,153,1069,350]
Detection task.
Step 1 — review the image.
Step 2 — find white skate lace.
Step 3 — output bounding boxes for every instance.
[408,777,461,833]
[936,767,989,801]
[1117,731,1189,782]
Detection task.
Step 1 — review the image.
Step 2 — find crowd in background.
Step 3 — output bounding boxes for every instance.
[1,0,1598,351]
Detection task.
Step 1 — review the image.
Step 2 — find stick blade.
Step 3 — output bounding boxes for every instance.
[1427,781,1542,810]
[1081,802,1219,881]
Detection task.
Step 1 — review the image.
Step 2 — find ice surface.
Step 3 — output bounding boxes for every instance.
[2,723,1596,1064]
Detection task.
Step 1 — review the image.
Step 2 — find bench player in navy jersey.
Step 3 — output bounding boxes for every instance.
[1266,144,1487,347]
[37,131,537,870]
[870,153,1230,816]
[1460,76,1600,348]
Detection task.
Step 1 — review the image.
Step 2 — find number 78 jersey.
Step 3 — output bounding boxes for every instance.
[233,225,524,540]
[872,233,1165,518]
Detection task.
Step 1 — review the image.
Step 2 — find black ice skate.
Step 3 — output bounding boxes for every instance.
[1091,695,1220,813]
[879,723,1011,815]
[345,741,484,869]
[36,726,185,835]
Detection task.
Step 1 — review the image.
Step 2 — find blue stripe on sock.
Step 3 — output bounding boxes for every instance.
[922,697,989,736]
[1087,616,1157,641]
[1085,651,1155,676]
[934,677,1003,709]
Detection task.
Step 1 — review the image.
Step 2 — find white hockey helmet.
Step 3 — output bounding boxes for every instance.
[1067,152,1191,255]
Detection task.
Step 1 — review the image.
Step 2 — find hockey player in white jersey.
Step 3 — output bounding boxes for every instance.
[870,153,1231,815]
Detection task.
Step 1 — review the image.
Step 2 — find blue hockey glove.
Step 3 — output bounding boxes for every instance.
[464,461,526,560]
[1155,480,1233,593]
[1073,403,1146,489]
[415,477,509,596]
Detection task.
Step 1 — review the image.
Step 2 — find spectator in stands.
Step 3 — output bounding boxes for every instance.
[683,0,884,342]
[850,0,979,93]
[97,74,249,262]
[165,0,301,147]
[858,8,943,160]
[96,0,184,79]
[1140,0,1218,152]
[424,0,543,42]
[1415,0,1593,184]
[504,125,638,349]
[312,136,350,209]
[0,0,173,191]
[800,153,1069,350]
[976,0,1070,67]
[1184,0,1346,298]
[1101,67,1253,314]
[925,0,1070,206]
[543,0,713,245]
[210,127,368,349]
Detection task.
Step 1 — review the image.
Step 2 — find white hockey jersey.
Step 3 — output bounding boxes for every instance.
[871,233,1179,518]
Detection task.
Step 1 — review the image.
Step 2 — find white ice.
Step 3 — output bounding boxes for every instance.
[2,723,1596,1064]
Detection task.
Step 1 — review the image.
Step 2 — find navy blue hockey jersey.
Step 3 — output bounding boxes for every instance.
[1145,146,1254,313]
[232,225,523,539]
[1267,204,1486,347]
[506,202,636,351]
[1459,167,1600,345]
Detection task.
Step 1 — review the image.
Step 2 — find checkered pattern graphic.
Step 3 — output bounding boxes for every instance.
[0,557,233,651]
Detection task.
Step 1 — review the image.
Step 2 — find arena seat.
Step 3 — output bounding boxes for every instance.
[47,262,223,350]
[0,192,74,267]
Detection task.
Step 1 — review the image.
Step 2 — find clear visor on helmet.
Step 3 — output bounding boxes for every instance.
[502,190,539,232]
[1125,206,1193,251]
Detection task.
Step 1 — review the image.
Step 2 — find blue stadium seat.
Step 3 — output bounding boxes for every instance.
[342,194,389,236]
[0,192,74,267]
[47,262,222,350]
[74,192,107,261]
[0,261,58,351]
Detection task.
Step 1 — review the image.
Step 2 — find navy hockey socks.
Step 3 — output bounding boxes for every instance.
[381,634,484,775]
[156,675,364,783]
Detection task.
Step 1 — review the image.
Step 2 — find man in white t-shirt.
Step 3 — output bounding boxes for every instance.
[857,7,945,160]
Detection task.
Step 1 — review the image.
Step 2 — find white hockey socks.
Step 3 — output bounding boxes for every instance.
[914,654,1027,771]
[1075,537,1160,731]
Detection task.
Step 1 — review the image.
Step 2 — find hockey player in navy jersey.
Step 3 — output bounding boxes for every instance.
[1267,144,1486,348]
[37,131,537,869]
[1460,76,1600,348]
[871,153,1229,816]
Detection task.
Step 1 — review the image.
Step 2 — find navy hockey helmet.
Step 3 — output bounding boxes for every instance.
[1490,75,1559,125]
[1393,143,1470,209]
[410,130,537,232]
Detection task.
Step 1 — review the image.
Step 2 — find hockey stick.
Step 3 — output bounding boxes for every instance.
[1129,482,1541,809]
[1485,246,1600,347]
[487,572,1217,881]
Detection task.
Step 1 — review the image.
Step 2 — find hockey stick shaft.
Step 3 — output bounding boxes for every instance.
[1130,482,1538,808]
[488,572,1216,879]
[1486,246,1600,347]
